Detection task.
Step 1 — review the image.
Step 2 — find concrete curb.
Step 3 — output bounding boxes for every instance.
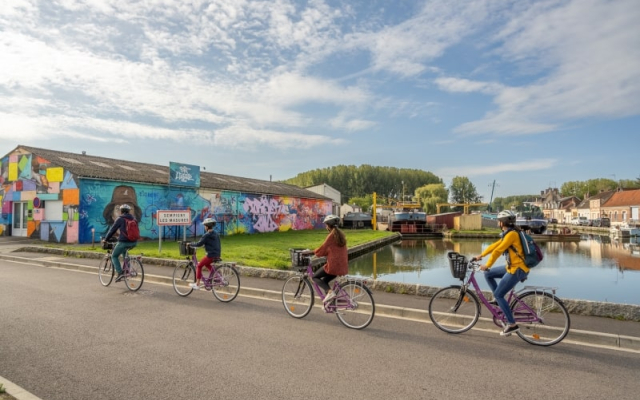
[0,374,43,400]
[7,245,640,321]
[2,253,639,352]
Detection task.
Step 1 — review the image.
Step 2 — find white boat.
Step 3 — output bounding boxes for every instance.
[610,223,640,237]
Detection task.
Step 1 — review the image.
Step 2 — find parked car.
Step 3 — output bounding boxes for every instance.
[592,218,602,227]
[572,216,589,226]
[600,217,611,227]
[548,218,558,224]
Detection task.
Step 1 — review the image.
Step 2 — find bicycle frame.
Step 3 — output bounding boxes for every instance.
[296,259,365,313]
[461,263,554,326]
[185,249,224,290]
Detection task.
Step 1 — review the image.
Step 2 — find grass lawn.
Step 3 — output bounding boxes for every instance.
[63,229,397,269]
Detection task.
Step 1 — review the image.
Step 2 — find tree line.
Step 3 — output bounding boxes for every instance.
[284,166,640,215]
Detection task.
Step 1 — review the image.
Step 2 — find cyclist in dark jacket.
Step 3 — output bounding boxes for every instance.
[187,218,221,290]
[103,204,138,282]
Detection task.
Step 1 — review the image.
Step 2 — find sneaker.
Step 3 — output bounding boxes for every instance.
[189,283,201,290]
[501,324,520,336]
[488,299,498,306]
[115,273,125,282]
[323,290,336,303]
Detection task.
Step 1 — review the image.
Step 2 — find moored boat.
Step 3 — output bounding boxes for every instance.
[610,223,640,237]
[516,218,547,234]
[388,202,432,234]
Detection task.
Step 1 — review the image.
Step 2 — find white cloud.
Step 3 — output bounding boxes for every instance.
[329,114,376,132]
[437,158,559,178]
[447,0,640,136]
[213,124,345,150]
[346,0,494,77]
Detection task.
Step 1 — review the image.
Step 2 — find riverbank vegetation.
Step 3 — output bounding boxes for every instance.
[65,229,397,269]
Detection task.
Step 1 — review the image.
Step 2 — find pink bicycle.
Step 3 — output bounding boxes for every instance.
[281,249,375,329]
[172,241,240,303]
[429,252,570,346]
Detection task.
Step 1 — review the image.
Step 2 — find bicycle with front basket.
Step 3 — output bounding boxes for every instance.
[428,252,570,346]
[281,249,375,329]
[172,241,240,303]
[98,239,145,291]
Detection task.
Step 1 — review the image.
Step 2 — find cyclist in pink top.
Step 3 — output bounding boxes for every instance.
[309,214,348,304]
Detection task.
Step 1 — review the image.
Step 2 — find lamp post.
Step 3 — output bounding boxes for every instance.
[402,181,405,204]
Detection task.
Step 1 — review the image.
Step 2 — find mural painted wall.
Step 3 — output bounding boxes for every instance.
[1,149,332,244]
[0,150,80,242]
[79,181,331,244]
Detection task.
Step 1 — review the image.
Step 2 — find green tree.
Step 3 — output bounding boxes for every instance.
[415,183,448,214]
[346,195,373,212]
[449,176,482,211]
[284,165,442,204]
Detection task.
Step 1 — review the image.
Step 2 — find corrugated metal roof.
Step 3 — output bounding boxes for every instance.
[12,145,330,200]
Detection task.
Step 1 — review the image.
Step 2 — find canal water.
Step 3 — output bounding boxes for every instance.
[348,235,640,305]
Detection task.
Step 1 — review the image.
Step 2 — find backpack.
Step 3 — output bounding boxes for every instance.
[124,218,140,241]
[511,231,543,268]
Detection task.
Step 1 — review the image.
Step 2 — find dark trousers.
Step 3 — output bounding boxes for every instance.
[313,268,336,293]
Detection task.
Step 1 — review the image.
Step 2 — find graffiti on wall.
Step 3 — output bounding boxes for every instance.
[1,149,332,244]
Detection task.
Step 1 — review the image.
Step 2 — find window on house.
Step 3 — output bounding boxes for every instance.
[614,211,618,221]
[44,200,63,221]
[622,211,627,221]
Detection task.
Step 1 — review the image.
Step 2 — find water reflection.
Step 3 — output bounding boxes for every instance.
[349,235,640,305]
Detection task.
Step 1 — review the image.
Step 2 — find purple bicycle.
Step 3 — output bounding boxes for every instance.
[98,239,144,292]
[171,242,240,303]
[428,252,570,346]
[281,249,375,330]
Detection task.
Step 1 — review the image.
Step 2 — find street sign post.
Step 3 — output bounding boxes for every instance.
[156,210,191,252]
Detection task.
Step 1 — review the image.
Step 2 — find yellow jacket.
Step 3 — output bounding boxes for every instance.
[481,230,529,274]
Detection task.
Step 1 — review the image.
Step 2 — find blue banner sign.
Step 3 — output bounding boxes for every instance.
[169,162,200,188]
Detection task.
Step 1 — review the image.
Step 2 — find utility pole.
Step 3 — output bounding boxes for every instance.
[488,180,498,212]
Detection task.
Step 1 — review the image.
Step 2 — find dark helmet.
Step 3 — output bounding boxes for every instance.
[119,204,131,213]
[323,214,340,227]
[203,217,216,228]
[497,210,516,224]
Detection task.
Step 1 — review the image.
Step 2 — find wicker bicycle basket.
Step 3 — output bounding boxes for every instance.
[179,241,195,256]
[448,252,468,280]
[289,248,311,271]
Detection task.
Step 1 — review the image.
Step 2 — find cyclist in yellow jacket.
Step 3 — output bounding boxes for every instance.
[473,210,529,336]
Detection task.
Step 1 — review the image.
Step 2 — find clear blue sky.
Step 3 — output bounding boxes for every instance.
[1,0,638,202]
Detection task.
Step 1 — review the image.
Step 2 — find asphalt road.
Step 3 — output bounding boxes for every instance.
[1,259,640,400]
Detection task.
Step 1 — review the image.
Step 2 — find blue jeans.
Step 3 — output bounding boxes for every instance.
[484,266,528,324]
[112,242,137,274]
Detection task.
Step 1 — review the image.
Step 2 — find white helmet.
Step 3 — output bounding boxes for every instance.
[323,214,340,227]
[497,210,516,224]
[203,217,216,228]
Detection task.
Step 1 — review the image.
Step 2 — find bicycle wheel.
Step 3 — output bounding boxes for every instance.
[429,285,480,334]
[281,275,314,318]
[335,280,375,330]
[512,291,571,346]
[211,265,240,303]
[173,262,196,297]
[98,255,114,286]
[124,258,144,292]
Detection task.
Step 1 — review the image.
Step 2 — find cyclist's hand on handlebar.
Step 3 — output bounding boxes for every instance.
[470,255,482,262]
